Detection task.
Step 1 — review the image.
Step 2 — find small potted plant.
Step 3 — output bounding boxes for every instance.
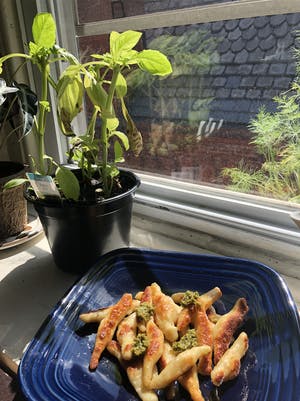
[1,13,172,273]
[0,12,83,248]
[0,78,37,240]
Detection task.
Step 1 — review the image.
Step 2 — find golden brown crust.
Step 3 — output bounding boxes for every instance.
[80,299,140,323]
[141,286,153,304]
[89,293,133,370]
[211,332,249,386]
[151,283,180,342]
[137,286,153,333]
[117,312,137,360]
[193,304,214,376]
[143,320,164,388]
[213,298,249,365]
[106,339,122,361]
[177,306,194,336]
[81,283,249,401]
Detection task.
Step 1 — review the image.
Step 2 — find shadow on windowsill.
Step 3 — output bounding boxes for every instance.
[0,240,78,361]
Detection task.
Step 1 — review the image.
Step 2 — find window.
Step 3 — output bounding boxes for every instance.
[16,0,300,257]
[74,0,300,203]
[71,0,300,254]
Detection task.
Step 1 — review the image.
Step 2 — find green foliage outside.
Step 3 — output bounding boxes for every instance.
[223,36,300,203]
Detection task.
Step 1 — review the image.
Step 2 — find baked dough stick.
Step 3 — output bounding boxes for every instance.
[80,299,140,323]
[199,287,222,310]
[211,332,249,386]
[160,341,178,400]
[143,320,164,389]
[176,287,221,337]
[193,303,214,376]
[179,365,205,401]
[89,293,133,370]
[150,345,211,390]
[161,342,205,401]
[79,306,110,323]
[151,283,181,342]
[117,312,137,360]
[106,339,122,360]
[107,341,159,401]
[213,297,249,365]
[141,285,153,303]
[127,361,159,401]
[177,306,194,336]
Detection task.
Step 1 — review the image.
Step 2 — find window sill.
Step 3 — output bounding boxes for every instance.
[131,212,300,308]
[132,173,300,301]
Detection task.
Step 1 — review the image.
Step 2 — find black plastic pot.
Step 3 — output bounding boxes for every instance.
[25,170,140,274]
[0,161,27,239]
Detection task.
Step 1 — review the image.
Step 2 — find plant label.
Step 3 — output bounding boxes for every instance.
[26,173,61,199]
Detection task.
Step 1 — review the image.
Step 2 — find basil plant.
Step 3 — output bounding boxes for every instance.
[57,29,172,200]
[1,13,172,201]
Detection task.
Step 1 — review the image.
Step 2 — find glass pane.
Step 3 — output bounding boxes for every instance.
[76,0,236,23]
[77,12,300,202]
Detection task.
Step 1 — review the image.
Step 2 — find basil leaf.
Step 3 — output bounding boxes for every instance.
[32,13,56,48]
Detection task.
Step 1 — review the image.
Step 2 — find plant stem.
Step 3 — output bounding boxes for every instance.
[88,108,98,142]
[100,118,108,195]
[101,65,120,196]
[36,62,49,175]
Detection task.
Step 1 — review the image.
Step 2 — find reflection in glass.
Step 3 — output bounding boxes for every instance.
[77,12,300,200]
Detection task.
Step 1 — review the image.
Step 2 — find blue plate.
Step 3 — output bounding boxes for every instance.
[18,248,300,401]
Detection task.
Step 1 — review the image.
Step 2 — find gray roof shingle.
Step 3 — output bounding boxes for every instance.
[130,12,300,126]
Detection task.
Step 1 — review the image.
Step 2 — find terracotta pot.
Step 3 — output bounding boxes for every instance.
[0,161,27,239]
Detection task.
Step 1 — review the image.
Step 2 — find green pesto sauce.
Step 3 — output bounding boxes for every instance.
[180,290,200,306]
[172,329,198,353]
[132,333,149,356]
[136,302,154,323]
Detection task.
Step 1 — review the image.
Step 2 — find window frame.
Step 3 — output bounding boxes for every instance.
[134,172,300,246]
[75,0,300,35]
